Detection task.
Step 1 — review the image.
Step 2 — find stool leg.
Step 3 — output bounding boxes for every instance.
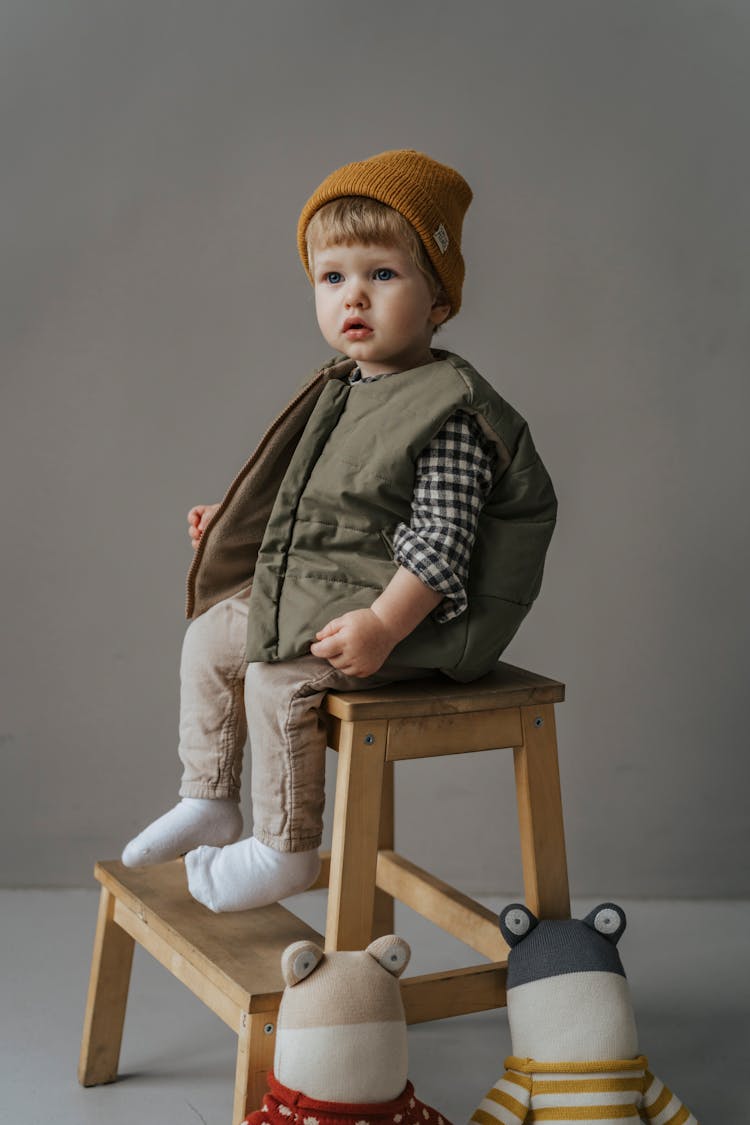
[372,760,395,939]
[78,885,135,1086]
[233,1010,277,1125]
[326,718,388,950]
[514,703,570,919]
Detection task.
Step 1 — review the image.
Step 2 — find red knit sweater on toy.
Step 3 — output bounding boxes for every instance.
[244,1073,452,1125]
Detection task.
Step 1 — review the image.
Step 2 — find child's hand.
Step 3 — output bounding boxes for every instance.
[311,609,397,678]
[187,503,220,549]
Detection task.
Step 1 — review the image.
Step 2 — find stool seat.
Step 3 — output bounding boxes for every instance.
[80,661,569,1124]
[325,662,564,722]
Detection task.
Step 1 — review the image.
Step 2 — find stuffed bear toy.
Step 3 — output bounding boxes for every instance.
[471,903,699,1125]
[244,934,451,1125]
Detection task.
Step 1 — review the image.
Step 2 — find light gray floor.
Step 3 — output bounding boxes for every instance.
[2,889,747,1125]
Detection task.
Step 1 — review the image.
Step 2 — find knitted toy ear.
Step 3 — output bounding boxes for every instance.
[499,903,539,947]
[366,934,411,977]
[281,940,325,986]
[583,903,627,945]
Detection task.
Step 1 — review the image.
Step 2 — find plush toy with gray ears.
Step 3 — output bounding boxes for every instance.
[471,903,699,1125]
[243,935,452,1125]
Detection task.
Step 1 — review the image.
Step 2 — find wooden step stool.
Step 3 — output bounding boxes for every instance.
[79,661,568,1125]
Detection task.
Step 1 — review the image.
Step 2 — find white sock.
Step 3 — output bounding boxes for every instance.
[121,798,243,867]
[184,836,320,912]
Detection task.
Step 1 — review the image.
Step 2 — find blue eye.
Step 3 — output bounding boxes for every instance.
[374,268,395,281]
[325,271,343,284]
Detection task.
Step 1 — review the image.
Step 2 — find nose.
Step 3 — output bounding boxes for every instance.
[344,277,369,308]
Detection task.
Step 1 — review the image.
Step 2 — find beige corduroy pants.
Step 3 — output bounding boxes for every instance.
[177,589,426,851]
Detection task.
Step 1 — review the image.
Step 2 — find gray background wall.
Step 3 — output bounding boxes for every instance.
[2,0,748,897]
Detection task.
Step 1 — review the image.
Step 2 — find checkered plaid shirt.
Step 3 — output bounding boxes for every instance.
[349,369,497,622]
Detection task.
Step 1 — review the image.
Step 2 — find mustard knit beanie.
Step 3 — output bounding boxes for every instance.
[298,149,473,317]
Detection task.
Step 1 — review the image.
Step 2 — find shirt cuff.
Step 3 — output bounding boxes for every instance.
[392,524,468,624]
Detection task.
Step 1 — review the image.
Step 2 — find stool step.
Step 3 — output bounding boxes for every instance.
[85,861,508,1032]
[81,861,325,1122]
[93,860,322,1022]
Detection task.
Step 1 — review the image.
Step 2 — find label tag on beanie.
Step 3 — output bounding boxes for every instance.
[433,224,449,254]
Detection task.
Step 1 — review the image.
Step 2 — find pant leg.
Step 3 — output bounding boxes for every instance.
[178,590,251,800]
[245,655,429,852]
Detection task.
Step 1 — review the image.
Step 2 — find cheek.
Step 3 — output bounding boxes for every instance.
[399,287,434,324]
[396,299,434,335]
[314,290,335,326]
[384,293,423,331]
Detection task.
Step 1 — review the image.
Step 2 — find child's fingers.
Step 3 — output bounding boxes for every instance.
[312,630,342,651]
[315,619,342,639]
[311,636,344,659]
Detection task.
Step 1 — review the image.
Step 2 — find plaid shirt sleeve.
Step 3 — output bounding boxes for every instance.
[392,410,498,623]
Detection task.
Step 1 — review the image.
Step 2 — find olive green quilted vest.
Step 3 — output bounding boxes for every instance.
[244,351,556,682]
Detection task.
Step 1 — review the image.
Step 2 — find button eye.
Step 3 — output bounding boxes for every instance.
[505,908,531,936]
[377,945,408,974]
[594,908,621,935]
[292,947,322,982]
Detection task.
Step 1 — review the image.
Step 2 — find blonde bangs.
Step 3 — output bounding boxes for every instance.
[306,197,441,295]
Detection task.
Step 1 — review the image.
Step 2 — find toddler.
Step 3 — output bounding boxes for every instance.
[122,150,557,912]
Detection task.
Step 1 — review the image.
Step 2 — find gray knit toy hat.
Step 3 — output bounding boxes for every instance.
[500,903,627,990]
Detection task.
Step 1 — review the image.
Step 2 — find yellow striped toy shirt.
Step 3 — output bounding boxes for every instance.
[471,1056,698,1124]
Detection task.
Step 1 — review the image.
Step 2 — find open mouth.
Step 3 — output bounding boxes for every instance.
[343,317,372,334]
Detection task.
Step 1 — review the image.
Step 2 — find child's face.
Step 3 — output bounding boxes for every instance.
[311,241,450,379]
